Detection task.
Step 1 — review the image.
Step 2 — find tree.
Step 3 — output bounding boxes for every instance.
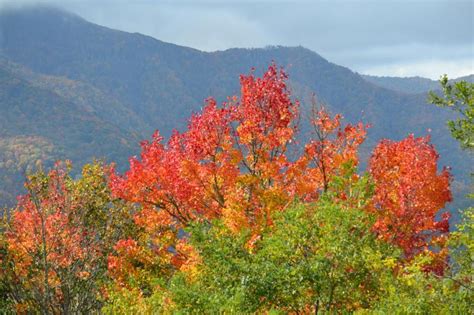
[368,135,451,268]
[292,103,367,196]
[108,64,454,305]
[109,65,366,282]
[0,63,468,313]
[167,173,399,313]
[110,66,294,242]
[0,161,136,313]
[371,208,473,314]
[429,75,474,150]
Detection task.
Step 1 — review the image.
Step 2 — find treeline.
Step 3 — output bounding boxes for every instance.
[1,65,472,313]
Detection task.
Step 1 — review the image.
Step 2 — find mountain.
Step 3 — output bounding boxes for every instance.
[362,74,474,94]
[0,6,472,213]
[0,58,143,205]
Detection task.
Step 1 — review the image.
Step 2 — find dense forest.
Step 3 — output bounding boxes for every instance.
[0,64,472,313]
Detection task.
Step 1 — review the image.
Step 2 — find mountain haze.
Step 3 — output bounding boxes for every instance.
[0,6,471,211]
[362,74,474,94]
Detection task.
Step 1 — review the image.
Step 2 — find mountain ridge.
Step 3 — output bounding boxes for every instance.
[0,6,471,212]
[362,74,474,94]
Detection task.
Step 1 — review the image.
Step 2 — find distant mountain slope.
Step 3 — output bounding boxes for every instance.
[0,135,59,205]
[0,57,150,135]
[0,6,472,211]
[0,59,142,161]
[0,6,204,135]
[362,74,474,94]
[0,60,141,205]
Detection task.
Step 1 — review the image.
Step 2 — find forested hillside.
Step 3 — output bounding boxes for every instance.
[0,6,471,209]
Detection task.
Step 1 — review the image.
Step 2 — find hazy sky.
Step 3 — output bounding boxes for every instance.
[1,0,472,79]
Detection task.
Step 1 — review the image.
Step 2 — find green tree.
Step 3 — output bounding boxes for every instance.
[369,208,473,314]
[429,75,474,150]
[167,173,401,313]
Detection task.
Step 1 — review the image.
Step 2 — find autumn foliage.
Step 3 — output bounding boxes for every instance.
[0,162,137,313]
[1,64,463,313]
[1,163,101,313]
[107,66,370,285]
[369,135,451,267]
[110,65,366,233]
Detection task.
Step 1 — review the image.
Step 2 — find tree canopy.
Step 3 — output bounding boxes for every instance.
[1,65,472,314]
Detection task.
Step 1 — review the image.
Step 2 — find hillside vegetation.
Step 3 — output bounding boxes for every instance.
[1,63,472,314]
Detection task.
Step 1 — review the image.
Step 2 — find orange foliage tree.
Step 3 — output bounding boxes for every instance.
[109,65,367,275]
[109,65,452,291]
[289,106,367,198]
[1,161,136,313]
[368,135,451,263]
[2,163,101,313]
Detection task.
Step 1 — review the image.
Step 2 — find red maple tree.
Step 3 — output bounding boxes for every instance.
[369,135,451,261]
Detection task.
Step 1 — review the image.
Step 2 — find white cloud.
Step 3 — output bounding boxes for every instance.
[328,43,474,79]
[362,58,474,79]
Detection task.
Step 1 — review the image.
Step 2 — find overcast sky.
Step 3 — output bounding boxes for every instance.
[1,0,472,79]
